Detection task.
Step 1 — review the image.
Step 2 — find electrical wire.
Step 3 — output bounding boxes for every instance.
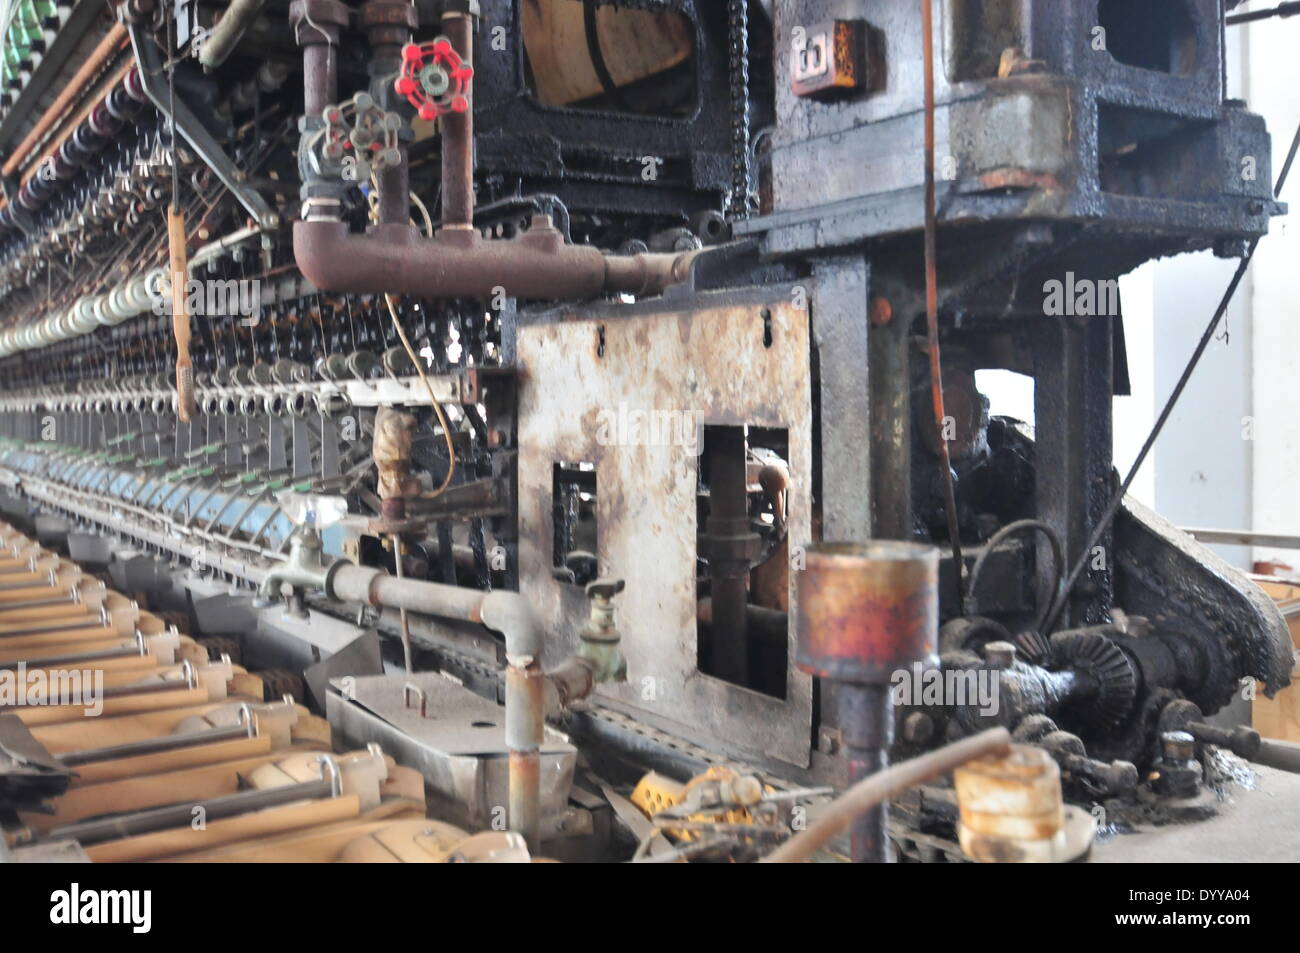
[966,519,1065,633]
[410,189,434,236]
[367,172,456,498]
[920,0,965,603]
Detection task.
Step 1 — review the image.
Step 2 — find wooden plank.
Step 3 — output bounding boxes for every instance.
[1253,579,1300,742]
[8,687,211,727]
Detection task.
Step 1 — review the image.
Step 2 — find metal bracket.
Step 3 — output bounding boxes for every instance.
[126,21,280,229]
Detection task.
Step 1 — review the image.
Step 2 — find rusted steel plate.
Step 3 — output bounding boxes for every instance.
[517,294,814,767]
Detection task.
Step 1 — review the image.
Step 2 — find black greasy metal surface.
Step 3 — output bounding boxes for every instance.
[752,0,1281,264]
[811,256,872,543]
[1115,499,1294,713]
[1033,313,1115,627]
[469,0,735,220]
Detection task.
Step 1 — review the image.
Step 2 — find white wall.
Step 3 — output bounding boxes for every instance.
[1245,10,1300,570]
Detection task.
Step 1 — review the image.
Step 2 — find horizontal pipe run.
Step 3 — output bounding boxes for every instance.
[293,220,697,302]
[197,0,272,69]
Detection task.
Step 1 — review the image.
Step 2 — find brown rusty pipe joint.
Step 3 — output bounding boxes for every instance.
[293,218,697,300]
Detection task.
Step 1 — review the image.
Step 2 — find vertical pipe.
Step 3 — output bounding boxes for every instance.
[303,42,337,117]
[795,542,939,863]
[706,426,750,686]
[440,12,475,229]
[839,683,893,861]
[506,658,543,854]
[377,159,410,225]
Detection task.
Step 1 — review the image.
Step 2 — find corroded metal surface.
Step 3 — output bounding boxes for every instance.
[795,541,939,682]
[1115,498,1294,710]
[517,292,814,767]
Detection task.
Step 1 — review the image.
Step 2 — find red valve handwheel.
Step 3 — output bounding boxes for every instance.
[394,39,473,122]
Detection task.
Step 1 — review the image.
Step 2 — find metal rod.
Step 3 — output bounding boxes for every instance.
[48,776,334,845]
[761,728,1012,863]
[60,722,252,766]
[920,0,964,601]
[1227,2,1300,25]
[1183,527,1300,551]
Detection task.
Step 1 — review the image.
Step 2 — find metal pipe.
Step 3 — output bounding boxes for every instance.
[703,426,753,685]
[1256,738,1300,774]
[795,541,939,862]
[303,42,337,116]
[294,218,697,300]
[507,657,543,854]
[328,562,489,624]
[197,0,272,70]
[440,11,474,229]
[49,776,334,845]
[761,728,1012,863]
[291,2,697,302]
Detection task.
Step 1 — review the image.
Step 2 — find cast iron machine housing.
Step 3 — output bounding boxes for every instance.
[0,0,1294,863]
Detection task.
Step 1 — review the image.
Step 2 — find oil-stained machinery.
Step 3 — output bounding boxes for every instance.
[0,0,1296,862]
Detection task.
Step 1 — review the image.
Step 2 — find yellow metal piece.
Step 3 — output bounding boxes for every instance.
[630,772,686,817]
[632,766,769,842]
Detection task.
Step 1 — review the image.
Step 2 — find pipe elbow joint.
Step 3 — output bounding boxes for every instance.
[480,591,544,663]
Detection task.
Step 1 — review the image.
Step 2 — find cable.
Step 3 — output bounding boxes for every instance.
[921,0,965,604]
[409,189,434,236]
[384,292,456,498]
[966,519,1065,633]
[1042,115,1300,634]
[367,172,457,498]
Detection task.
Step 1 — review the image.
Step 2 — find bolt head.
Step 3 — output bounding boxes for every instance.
[984,640,1017,669]
[1161,730,1196,762]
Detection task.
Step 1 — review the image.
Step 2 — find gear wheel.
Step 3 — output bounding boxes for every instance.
[1012,629,1052,666]
[1050,630,1137,729]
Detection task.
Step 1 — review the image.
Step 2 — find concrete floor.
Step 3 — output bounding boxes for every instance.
[1095,764,1300,862]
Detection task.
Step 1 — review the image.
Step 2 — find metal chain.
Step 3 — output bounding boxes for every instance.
[726,0,755,219]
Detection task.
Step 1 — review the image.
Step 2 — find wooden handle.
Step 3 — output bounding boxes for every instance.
[167,205,196,422]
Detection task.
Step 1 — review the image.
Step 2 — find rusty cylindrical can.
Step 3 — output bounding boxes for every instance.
[794,541,940,862]
[795,541,940,682]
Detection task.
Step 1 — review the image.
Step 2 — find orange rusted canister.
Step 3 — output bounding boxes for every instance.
[795,541,940,683]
